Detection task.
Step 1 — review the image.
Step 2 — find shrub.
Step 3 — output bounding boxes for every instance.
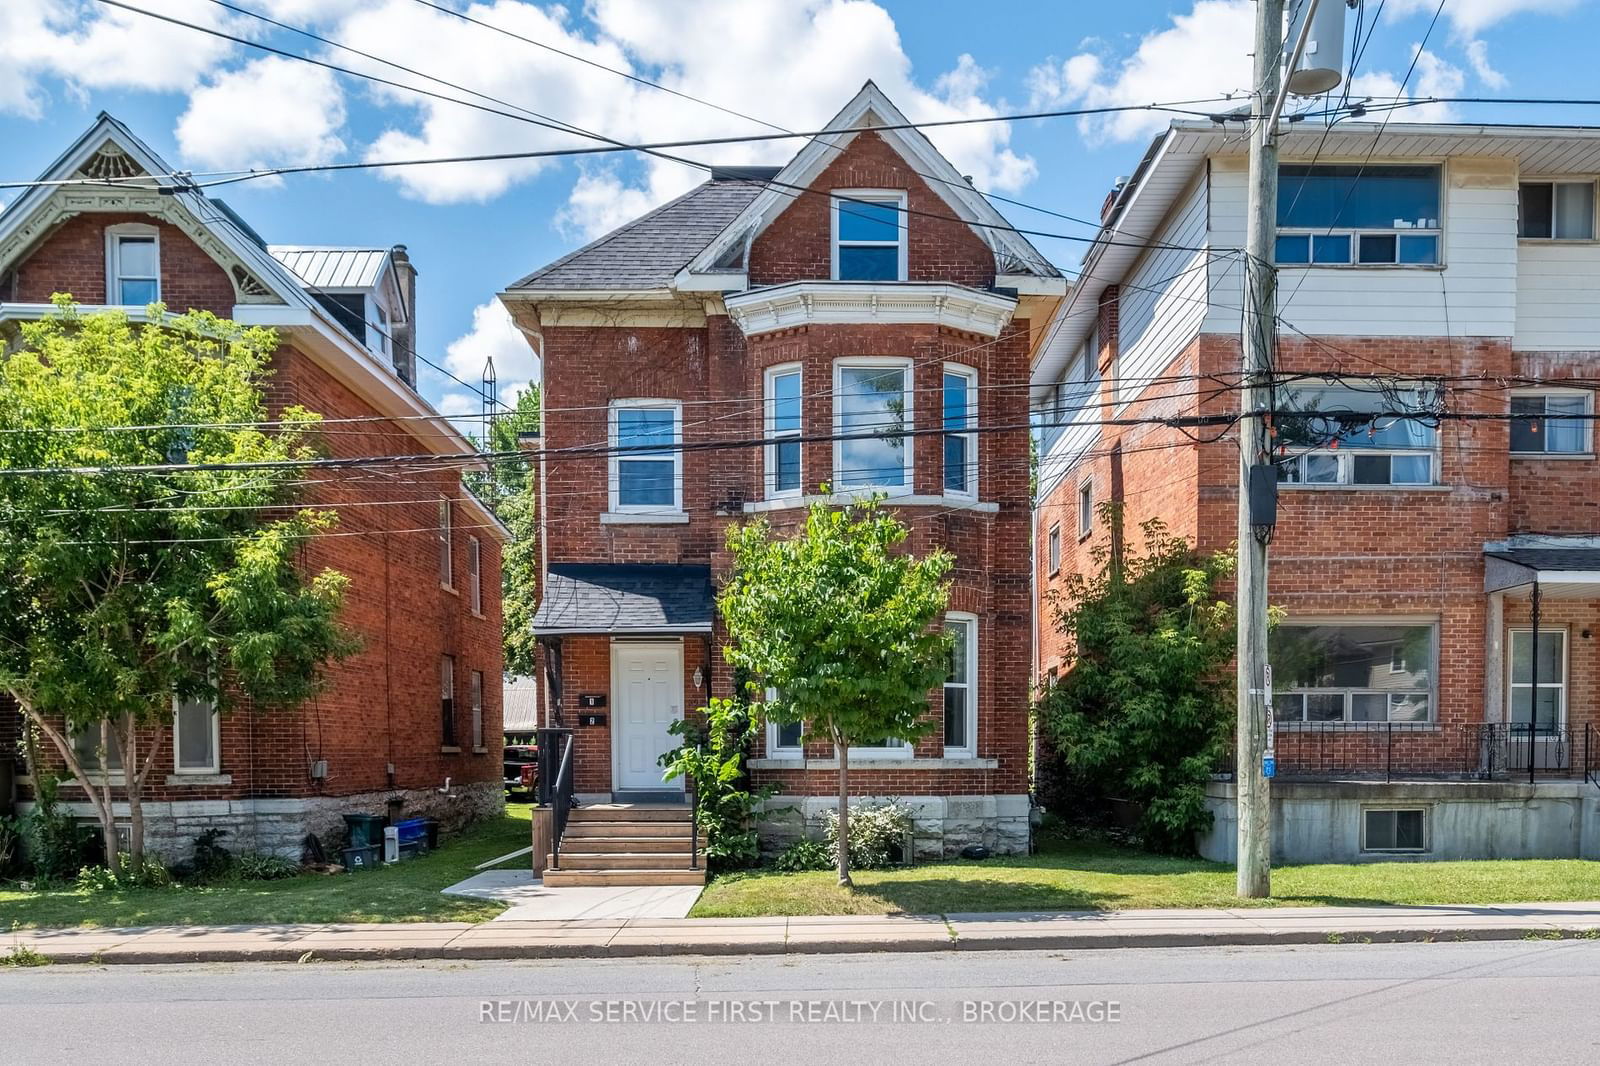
[822,800,915,869]
[76,857,172,892]
[188,828,233,882]
[21,776,92,882]
[0,815,21,879]
[660,697,776,871]
[233,853,300,881]
[771,838,833,872]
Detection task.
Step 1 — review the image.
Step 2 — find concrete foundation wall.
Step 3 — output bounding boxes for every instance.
[22,781,504,864]
[756,793,1030,859]
[1199,780,1600,864]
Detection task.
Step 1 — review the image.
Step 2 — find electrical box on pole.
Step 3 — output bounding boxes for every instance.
[1285,0,1349,96]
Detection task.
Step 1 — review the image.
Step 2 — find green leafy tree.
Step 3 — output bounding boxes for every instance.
[467,386,540,676]
[1037,504,1238,853]
[719,496,952,885]
[0,300,356,870]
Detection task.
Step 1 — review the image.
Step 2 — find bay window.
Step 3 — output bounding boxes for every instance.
[1275,165,1441,266]
[943,366,977,496]
[1519,181,1596,240]
[832,190,906,281]
[835,360,911,492]
[1270,622,1436,724]
[1510,393,1590,455]
[764,365,802,497]
[609,400,682,512]
[1275,383,1439,486]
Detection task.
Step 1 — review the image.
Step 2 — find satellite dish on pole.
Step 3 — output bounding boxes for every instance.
[1285,0,1348,96]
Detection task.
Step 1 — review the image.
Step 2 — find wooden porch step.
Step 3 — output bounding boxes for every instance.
[568,804,690,823]
[548,851,698,870]
[541,867,707,888]
[556,836,704,854]
[564,821,702,839]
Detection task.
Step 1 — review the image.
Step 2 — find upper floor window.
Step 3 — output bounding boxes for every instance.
[835,360,911,492]
[832,190,907,281]
[1276,165,1441,266]
[1047,523,1061,575]
[1519,181,1596,240]
[942,366,977,497]
[1511,392,1591,455]
[106,224,160,306]
[1271,622,1436,724]
[1078,479,1093,538]
[1275,383,1438,486]
[437,497,453,588]
[764,366,802,498]
[467,535,482,613]
[610,400,682,512]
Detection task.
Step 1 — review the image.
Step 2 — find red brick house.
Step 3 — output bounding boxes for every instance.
[0,115,507,861]
[503,84,1065,868]
[1033,119,1600,862]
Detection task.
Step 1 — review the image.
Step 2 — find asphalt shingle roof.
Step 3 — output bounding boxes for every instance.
[532,564,714,634]
[507,179,766,291]
[1487,548,1600,571]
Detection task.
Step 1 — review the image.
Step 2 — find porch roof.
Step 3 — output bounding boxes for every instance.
[532,563,714,636]
[1485,545,1600,599]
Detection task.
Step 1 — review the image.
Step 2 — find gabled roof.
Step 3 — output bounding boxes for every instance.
[506,177,766,292]
[682,81,1060,283]
[271,246,391,290]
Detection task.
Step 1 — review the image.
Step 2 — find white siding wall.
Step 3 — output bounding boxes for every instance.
[1516,242,1600,349]
[1203,157,1519,338]
[1114,175,1210,408]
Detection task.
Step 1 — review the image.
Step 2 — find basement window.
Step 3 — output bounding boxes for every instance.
[1363,808,1427,852]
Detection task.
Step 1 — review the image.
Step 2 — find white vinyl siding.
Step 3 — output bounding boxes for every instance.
[1112,176,1209,411]
[1516,240,1600,349]
[1205,157,1518,339]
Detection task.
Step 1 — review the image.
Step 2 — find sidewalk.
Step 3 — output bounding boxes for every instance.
[11,902,1600,964]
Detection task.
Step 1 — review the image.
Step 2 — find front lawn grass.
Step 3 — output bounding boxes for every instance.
[1,805,533,930]
[690,833,1600,917]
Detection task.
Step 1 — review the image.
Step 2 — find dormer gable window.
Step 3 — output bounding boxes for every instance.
[832,190,907,281]
[105,223,160,307]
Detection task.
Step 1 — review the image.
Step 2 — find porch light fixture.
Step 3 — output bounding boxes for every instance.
[692,666,704,690]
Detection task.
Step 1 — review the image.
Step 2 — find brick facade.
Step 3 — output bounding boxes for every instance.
[3,201,504,859]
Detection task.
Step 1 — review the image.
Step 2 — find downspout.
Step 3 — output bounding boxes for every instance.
[1530,579,1542,784]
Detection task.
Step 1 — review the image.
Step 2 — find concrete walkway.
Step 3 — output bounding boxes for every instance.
[441,870,701,921]
[10,901,1600,964]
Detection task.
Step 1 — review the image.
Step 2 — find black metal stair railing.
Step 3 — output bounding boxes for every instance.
[535,727,575,870]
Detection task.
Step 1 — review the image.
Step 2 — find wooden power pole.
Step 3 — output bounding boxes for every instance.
[1236,0,1286,899]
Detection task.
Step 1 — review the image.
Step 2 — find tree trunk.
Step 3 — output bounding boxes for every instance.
[836,741,852,887]
[121,714,144,871]
[18,701,120,869]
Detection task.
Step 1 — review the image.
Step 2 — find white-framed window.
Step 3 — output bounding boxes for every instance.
[71,721,122,772]
[440,654,456,747]
[1363,808,1428,853]
[942,365,977,497]
[609,399,683,513]
[1509,628,1567,734]
[943,613,978,758]
[1519,180,1597,240]
[764,365,802,498]
[470,670,485,750]
[1077,479,1093,538]
[437,497,453,588]
[846,736,910,759]
[467,535,482,614]
[765,688,803,757]
[105,223,160,306]
[1270,622,1436,723]
[1046,523,1061,576]
[1510,392,1591,455]
[1275,383,1440,486]
[375,303,391,355]
[831,189,907,281]
[173,694,220,775]
[834,359,912,493]
[1275,164,1442,266]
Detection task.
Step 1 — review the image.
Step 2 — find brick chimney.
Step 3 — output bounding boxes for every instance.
[1100,177,1130,224]
[389,244,418,387]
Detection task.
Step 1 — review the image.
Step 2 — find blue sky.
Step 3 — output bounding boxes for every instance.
[2,0,1595,417]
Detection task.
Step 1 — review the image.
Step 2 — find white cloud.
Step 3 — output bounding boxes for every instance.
[1026,0,1253,145]
[557,167,659,241]
[445,299,539,397]
[176,57,346,172]
[1348,46,1466,123]
[1463,39,1508,90]
[1385,0,1581,37]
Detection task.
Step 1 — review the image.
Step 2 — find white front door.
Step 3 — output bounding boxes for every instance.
[613,641,684,792]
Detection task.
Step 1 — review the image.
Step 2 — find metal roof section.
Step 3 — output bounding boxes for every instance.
[504,178,766,293]
[1031,118,1600,397]
[532,563,714,635]
[269,246,391,290]
[502,674,540,733]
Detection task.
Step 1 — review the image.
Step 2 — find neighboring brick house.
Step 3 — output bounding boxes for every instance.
[503,83,1065,861]
[1034,119,1600,863]
[0,115,507,861]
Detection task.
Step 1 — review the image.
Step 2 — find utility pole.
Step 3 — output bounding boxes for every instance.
[1236,0,1286,899]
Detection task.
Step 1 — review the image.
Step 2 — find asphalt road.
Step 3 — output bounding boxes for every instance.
[5,939,1600,1064]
